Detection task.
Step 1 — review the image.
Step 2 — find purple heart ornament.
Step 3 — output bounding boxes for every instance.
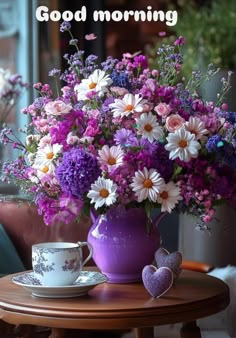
[142,265,174,298]
[155,247,182,279]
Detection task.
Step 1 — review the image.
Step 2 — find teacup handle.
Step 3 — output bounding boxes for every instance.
[78,241,93,267]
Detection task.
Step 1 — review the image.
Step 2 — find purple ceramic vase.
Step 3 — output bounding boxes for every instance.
[87,206,161,283]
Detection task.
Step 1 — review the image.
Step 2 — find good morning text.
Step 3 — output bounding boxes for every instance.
[35,5,178,27]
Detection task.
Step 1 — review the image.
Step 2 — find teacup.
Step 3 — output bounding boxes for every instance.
[32,241,93,286]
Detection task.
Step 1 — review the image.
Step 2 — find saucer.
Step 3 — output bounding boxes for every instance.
[12,271,107,298]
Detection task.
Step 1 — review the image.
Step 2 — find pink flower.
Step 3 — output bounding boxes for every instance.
[154,103,171,118]
[174,36,185,46]
[44,100,72,116]
[38,135,52,148]
[204,200,212,208]
[67,132,79,145]
[61,86,71,96]
[165,114,184,132]
[84,119,100,137]
[221,103,228,110]
[202,209,215,223]
[33,118,50,133]
[122,51,141,59]
[89,109,101,118]
[85,33,97,41]
[143,103,153,113]
[110,86,129,96]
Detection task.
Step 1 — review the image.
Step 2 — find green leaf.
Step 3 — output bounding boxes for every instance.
[171,165,183,180]
[144,201,153,235]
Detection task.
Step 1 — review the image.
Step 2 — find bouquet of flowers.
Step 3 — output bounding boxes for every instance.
[1,22,235,229]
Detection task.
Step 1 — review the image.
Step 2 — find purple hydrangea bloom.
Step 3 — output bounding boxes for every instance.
[56,148,101,198]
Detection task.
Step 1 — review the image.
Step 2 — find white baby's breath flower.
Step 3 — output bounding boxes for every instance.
[184,116,208,140]
[165,127,201,162]
[27,153,35,165]
[136,112,164,142]
[75,69,112,101]
[131,167,164,202]
[33,143,62,175]
[79,136,94,144]
[28,170,40,184]
[157,181,182,213]
[66,132,80,145]
[87,177,118,209]
[109,93,146,118]
[98,145,124,170]
[25,134,41,146]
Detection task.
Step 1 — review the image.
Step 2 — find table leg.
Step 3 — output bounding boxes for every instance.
[0,320,14,335]
[135,327,154,338]
[180,321,201,338]
[14,324,36,338]
[49,328,65,338]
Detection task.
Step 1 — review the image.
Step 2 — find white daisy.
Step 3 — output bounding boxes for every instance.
[109,93,146,118]
[131,167,164,202]
[184,116,208,140]
[136,112,164,143]
[33,143,62,175]
[98,145,124,170]
[165,127,201,162]
[87,177,118,209]
[157,181,182,213]
[74,69,112,101]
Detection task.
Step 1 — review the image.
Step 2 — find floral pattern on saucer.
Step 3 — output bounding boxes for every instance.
[12,271,108,298]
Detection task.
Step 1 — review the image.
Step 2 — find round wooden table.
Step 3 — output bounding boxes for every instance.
[0,269,230,338]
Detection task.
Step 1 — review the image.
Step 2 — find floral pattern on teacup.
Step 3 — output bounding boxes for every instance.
[32,251,55,276]
[62,259,80,273]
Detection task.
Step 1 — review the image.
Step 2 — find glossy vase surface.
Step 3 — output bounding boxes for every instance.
[88,206,160,283]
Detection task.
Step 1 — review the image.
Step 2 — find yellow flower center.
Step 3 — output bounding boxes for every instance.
[100,189,109,198]
[125,104,134,112]
[41,166,49,173]
[89,82,97,89]
[108,157,116,165]
[143,179,153,189]
[179,139,188,148]
[144,124,153,132]
[160,191,169,200]
[46,152,54,160]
